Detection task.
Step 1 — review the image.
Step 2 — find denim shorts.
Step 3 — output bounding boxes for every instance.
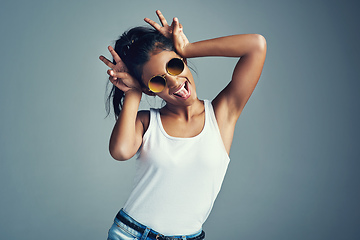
[107,209,205,240]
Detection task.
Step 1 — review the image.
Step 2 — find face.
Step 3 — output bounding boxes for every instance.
[141,50,197,106]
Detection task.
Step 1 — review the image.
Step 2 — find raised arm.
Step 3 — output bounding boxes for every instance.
[184,33,267,118]
[99,47,145,161]
[194,34,266,153]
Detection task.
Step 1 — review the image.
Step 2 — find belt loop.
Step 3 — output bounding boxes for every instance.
[140,227,150,240]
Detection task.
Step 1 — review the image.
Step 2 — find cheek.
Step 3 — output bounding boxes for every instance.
[139,75,149,88]
[148,78,167,93]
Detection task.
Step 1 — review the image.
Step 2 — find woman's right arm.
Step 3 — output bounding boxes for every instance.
[109,90,144,161]
[99,46,145,161]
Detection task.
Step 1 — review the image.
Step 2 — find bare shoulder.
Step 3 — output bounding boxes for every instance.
[137,110,151,135]
[211,95,232,127]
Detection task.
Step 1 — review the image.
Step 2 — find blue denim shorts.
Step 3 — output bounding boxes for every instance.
[107,209,205,240]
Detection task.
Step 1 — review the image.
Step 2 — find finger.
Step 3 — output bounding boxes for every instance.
[99,55,115,69]
[173,17,180,35]
[156,10,168,27]
[144,17,163,32]
[109,75,132,91]
[108,46,121,63]
[109,75,117,82]
[110,78,131,92]
[107,69,130,79]
[108,70,117,81]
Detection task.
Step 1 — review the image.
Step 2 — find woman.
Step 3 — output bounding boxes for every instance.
[99,10,266,240]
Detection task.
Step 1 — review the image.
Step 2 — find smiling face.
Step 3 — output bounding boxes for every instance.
[142,50,198,106]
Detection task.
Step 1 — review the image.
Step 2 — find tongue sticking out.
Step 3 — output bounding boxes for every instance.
[174,82,191,99]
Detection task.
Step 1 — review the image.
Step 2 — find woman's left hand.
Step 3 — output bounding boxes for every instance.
[144,10,190,57]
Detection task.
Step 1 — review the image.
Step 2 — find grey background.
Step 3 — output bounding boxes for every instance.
[1,0,359,239]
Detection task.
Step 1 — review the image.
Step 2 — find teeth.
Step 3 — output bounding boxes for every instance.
[173,81,190,99]
[174,82,186,95]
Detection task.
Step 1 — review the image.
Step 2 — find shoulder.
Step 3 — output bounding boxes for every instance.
[137,110,151,135]
[138,110,150,117]
[211,97,229,124]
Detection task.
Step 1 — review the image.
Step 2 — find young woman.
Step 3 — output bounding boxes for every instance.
[99,10,266,240]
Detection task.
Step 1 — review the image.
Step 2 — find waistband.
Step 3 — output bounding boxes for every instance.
[116,209,205,240]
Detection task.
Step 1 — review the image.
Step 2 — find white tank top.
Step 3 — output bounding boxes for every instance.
[123,100,230,235]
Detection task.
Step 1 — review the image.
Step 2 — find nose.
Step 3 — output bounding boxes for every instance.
[165,75,180,89]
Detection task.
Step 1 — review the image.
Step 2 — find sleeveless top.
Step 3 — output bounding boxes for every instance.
[123,100,230,235]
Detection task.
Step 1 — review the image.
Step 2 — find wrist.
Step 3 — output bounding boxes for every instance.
[124,89,142,99]
[177,42,192,58]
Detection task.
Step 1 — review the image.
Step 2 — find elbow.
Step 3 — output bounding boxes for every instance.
[109,145,135,161]
[254,34,267,52]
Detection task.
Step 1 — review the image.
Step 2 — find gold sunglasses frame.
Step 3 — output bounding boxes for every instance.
[147,58,185,93]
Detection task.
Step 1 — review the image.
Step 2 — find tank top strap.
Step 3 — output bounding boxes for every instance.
[204,99,219,131]
[204,99,229,155]
[149,108,158,123]
[143,108,159,140]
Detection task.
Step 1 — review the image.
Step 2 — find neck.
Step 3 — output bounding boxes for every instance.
[162,98,204,121]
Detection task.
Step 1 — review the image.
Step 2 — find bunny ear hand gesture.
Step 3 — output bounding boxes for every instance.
[144,10,190,57]
[99,46,141,93]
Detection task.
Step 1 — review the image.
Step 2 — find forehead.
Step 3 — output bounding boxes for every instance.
[142,50,180,81]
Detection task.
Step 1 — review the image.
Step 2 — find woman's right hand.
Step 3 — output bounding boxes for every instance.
[99,46,141,93]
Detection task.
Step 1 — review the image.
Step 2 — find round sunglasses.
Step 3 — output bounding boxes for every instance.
[148,58,185,93]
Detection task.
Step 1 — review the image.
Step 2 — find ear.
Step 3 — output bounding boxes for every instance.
[142,87,156,96]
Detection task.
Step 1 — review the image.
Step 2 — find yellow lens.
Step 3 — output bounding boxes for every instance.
[148,76,166,93]
[166,58,184,76]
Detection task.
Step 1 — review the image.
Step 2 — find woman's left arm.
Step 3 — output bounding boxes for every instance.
[185,34,267,153]
[181,33,267,123]
[173,18,266,154]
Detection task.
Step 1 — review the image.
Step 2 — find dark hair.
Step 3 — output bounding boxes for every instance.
[106,26,175,118]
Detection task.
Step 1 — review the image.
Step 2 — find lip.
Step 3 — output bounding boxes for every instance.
[172,81,186,95]
[173,80,191,100]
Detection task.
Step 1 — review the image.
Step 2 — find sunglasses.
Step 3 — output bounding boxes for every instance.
[148,58,185,93]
